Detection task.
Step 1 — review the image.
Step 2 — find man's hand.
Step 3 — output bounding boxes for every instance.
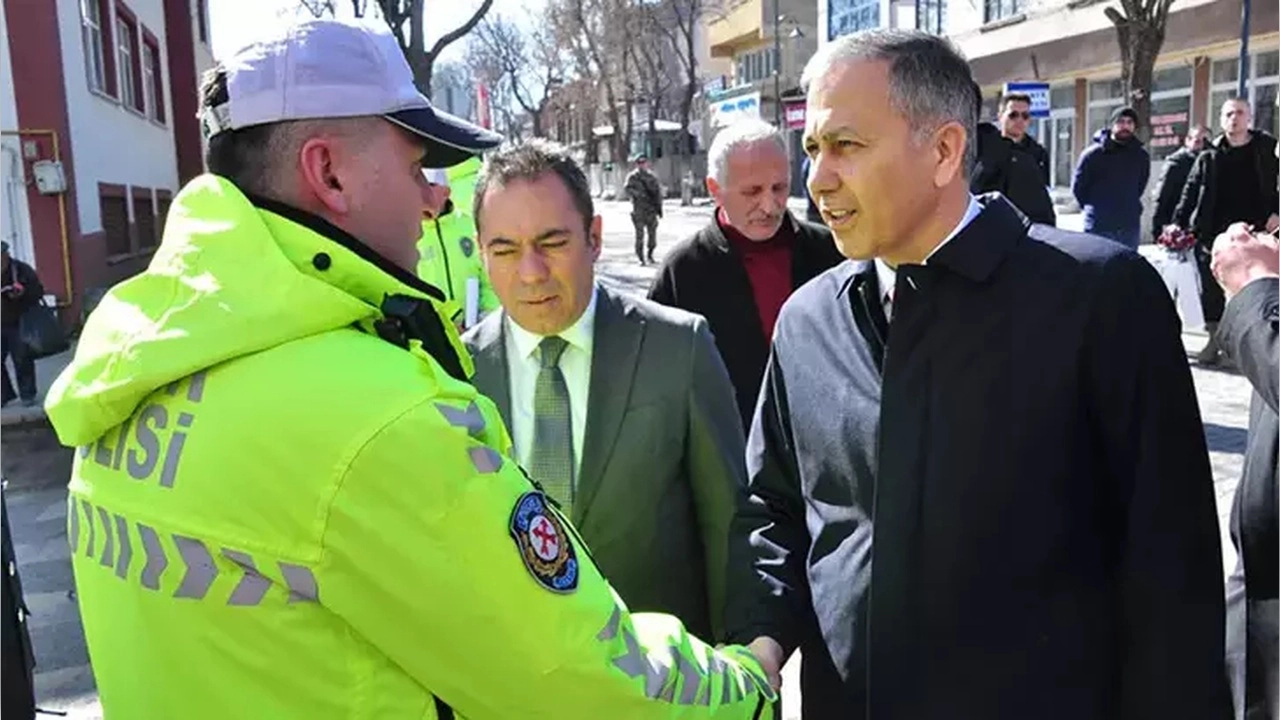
[1265,213,1279,234]
[1211,222,1280,297]
[747,636,785,693]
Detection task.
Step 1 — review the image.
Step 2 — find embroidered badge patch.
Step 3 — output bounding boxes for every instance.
[459,236,475,258]
[509,492,579,593]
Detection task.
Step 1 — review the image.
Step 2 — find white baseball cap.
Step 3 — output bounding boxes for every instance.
[201,17,502,168]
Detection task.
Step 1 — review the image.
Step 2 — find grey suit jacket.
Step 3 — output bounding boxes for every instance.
[463,284,746,641]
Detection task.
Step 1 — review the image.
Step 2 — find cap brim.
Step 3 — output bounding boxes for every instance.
[385,106,503,168]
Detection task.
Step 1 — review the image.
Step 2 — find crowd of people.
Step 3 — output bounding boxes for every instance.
[3,13,1276,720]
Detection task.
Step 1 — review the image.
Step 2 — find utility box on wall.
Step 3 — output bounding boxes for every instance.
[31,160,66,195]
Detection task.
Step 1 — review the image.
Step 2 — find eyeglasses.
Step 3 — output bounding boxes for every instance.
[1005,111,1031,120]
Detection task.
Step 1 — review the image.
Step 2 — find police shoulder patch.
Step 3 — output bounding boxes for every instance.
[509,491,579,593]
[459,236,475,258]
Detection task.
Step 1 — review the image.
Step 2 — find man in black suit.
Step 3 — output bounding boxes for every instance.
[1212,223,1279,720]
[725,28,1231,719]
[650,119,843,431]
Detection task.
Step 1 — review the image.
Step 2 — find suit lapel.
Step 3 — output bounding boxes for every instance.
[575,287,645,526]
[469,312,512,427]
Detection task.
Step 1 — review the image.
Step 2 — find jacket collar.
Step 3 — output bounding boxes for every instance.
[704,210,803,253]
[246,193,447,304]
[837,192,1028,296]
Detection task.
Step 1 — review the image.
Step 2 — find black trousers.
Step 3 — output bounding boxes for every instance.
[0,323,36,403]
[1195,247,1227,324]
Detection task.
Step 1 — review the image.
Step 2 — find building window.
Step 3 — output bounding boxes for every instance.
[984,0,1022,23]
[100,187,132,258]
[916,0,946,34]
[116,11,143,113]
[156,190,173,244]
[829,0,879,41]
[734,47,778,85]
[81,0,117,96]
[1210,51,1279,139]
[133,190,157,251]
[81,0,105,92]
[142,33,165,123]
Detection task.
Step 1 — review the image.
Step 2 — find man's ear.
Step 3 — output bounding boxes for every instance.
[932,121,968,188]
[298,137,349,215]
[589,215,604,261]
[705,176,720,202]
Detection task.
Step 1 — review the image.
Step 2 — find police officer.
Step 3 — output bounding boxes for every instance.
[45,17,776,719]
[418,157,500,330]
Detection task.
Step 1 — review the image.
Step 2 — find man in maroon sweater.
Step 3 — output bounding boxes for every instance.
[650,120,844,431]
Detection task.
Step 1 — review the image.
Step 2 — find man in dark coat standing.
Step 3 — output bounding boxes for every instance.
[650,119,843,431]
[971,118,1056,225]
[1212,223,1279,720]
[1174,99,1279,365]
[1071,107,1150,248]
[1152,124,1210,239]
[724,29,1231,720]
[1,242,43,407]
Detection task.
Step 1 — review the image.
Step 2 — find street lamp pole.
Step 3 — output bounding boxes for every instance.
[773,0,782,126]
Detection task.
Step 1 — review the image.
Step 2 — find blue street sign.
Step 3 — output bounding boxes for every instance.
[1004,81,1051,118]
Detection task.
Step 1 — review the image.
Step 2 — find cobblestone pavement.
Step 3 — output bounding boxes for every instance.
[2,200,1254,719]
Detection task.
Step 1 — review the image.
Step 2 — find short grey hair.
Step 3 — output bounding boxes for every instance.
[707,119,789,185]
[801,29,977,174]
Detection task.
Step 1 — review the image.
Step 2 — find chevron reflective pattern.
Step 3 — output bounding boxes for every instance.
[68,496,319,607]
[594,604,769,706]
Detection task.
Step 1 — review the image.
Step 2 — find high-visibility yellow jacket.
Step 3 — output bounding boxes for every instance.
[45,175,775,719]
[418,157,499,326]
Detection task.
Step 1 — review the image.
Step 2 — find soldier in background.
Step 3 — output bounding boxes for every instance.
[625,154,664,265]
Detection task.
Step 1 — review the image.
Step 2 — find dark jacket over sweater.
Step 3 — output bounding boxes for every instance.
[1174,130,1279,244]
[649,213,843,431]
[724,193,1231,719]
[1151,146,1202,239]
[1219,278,1279,720]
[1072,129,1150,233]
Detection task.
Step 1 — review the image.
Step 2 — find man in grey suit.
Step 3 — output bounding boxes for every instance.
[463,139,745,642]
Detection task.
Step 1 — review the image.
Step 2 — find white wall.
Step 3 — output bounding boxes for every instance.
[58,0,180,235]
[949,0,1220,62]
[192,1,215,167]
[0,1,17,134]
[0,0,39,270]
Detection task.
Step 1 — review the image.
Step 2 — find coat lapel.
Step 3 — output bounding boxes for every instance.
[468,311,512,427]
[574,286,645,525]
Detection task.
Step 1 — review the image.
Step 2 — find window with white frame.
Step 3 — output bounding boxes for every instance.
[1209,51,1279,138]
[916,0,946,34]
[734,47,778,86]
[984,0,1022,23]
[829,0,879,41]
[142,42,156,120]
[117,17,137,110]
[81,0,106,92]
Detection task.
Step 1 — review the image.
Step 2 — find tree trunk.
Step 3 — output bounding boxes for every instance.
[406,0,429,96]
[1106,0,1173,144]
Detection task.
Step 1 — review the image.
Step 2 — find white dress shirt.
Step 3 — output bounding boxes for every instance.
[875,195,983,319]
[503,287,598,481]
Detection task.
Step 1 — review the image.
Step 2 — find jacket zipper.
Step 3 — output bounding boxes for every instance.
[434,220,455,301]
